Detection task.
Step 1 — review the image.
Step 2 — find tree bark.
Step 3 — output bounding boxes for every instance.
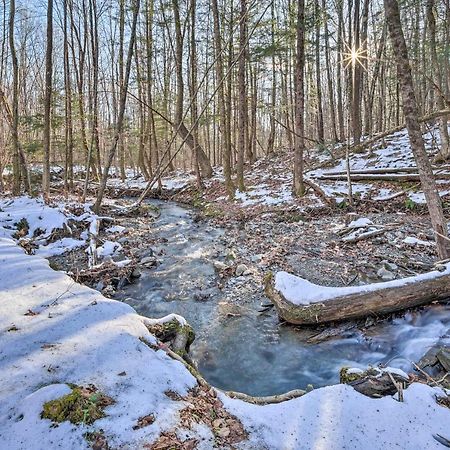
[265,268,450,325]
[293,0,305,195]
[212,0,234,197]
[384,0,450,259]
[63,0,74,191]
[237,0,248,191]
[42,0,53,199]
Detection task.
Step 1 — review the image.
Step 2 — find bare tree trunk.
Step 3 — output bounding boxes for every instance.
[323,0,338,143]
[293,0,305,196]
[63,0,73,191]
[336,0,345,141]
[172,0,212,178]
[237,0,248,191]
[118,0,126,181]
[384,0,450,259]
[9,0,21,194]
[135,37,150,180]
[189,0,202,188]
[212,0,234,196]
[267,0,277,154]
[94,0,141,213]
[42,0,53,199]
[314,0,324,144]
[351,0,362,145]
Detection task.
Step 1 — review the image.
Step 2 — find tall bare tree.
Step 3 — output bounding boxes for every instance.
[42,0,53,199]
[293,0,305,196]
[94,0,141,213]
[384,0,450,259]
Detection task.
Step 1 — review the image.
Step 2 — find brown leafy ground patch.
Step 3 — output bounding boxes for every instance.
[179,385,247,448]
[84,430,109,450]
[133,413,156,430]
[147,431,198,450]
[436,395,450,409]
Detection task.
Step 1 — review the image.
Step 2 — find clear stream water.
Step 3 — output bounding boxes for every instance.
[121,200,450,396]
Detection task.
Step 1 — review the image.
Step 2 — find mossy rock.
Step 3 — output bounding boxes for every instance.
[340,367,378,384]
[149,320,195,348]
[41,385,114,425]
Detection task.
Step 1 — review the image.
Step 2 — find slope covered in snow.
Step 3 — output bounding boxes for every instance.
[0,238,196,449]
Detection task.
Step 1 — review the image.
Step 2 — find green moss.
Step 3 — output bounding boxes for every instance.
[291,304,325,323]
[48,260,61,271]
[263,272,274,297]
[146,320,195,354]
[41,386,113,425]
[180,324,195,349]
[340,367,378,384]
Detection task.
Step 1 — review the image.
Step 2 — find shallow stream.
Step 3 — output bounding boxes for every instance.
[121,200,450,396]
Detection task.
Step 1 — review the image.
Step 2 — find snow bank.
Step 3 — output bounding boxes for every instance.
[0,238,196,449]
[0,196,68,239]
[275,264,450,306]
[220,382,449,450]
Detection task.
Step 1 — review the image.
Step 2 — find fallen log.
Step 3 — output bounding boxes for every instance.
[264,265,450,325]
[304,177,336,206]
[323,164,450,176]
[314,172,450,182]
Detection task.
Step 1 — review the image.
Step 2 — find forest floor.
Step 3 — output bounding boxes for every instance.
[1,125,450,448]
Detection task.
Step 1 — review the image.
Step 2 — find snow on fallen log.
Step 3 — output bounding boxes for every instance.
[265,265,450,325]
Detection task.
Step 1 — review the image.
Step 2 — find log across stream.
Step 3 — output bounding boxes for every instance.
[119,200,450,397]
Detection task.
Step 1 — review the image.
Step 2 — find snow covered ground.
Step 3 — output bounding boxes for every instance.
[202,125,450,209]
[1,197,450,449]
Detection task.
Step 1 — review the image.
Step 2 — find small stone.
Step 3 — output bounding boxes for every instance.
[216,427,230,438]
[377,267,395,281]
[131,267,141,278]
[250,254,262,263]
[235,264,248,276]
[213,261,227,271]
[384,262,398,271]
[141,256,157,267]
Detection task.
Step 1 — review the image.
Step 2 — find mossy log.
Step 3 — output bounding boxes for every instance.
[264,269,450,325]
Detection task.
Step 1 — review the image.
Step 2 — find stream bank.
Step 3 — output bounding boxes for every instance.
[114,199,450,396]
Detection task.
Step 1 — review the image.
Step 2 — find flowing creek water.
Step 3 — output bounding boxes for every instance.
[120,200,450,396]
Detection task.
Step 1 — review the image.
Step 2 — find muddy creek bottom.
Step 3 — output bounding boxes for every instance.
[120,200,450,396]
